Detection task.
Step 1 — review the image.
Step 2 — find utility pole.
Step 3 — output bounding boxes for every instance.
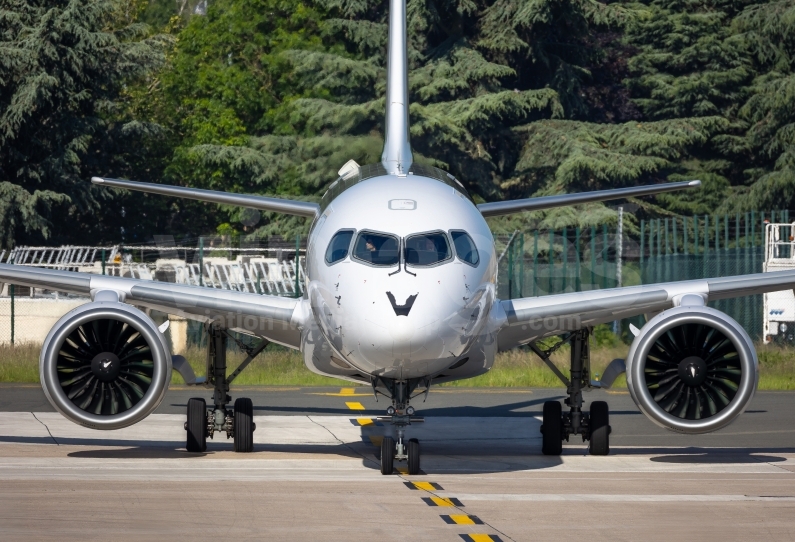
[614,207,623,334]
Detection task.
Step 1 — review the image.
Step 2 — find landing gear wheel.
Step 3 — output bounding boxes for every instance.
[541,400,563,456]
[381,436,395,475]
[589,400,610,455]
[186,398,206,453]
[407,438,420,475]
[234,397,254,453]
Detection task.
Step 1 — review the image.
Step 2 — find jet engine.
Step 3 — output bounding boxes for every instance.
[626,305,758,434]
[39,300,172,430]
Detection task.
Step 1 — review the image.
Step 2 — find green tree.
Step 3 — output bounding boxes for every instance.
[0,0,168,247]
[728,0,795,211]
[141,0,327,238]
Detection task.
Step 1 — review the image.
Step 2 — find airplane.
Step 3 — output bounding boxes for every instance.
[1,0,793,475]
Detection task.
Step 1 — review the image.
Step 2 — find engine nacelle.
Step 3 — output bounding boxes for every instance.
[626,305,758,434]
[40,301,172,430]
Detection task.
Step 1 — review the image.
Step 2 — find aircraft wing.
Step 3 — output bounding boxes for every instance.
[91,177,320,218]
[0,264,305,349]
[495,270,795,351]
[477,180,700,218]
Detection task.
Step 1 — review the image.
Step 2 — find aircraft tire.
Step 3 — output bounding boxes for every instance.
[234,397,254,453]
[381,436,395,475]
[186,398,207,453]
[541,400,563,455]
[589,401,610,456]
[407,438,420,475]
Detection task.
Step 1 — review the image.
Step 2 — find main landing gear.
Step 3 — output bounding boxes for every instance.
[374,378,427,475]
[184,323,269,453]
[530,328,611,456]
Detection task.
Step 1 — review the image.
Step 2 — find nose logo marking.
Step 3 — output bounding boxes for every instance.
[386,292,417,316]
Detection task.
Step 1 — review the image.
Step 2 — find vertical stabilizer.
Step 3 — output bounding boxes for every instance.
[381,0,413,176]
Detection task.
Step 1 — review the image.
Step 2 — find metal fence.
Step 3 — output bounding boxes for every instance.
[2,211,791,346]
[499,210,793,340]
[0,236,307,346]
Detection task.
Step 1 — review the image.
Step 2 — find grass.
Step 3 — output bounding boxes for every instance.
[2,341,795,390]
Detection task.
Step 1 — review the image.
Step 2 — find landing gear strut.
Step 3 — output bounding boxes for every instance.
[531,328,611,456]
[374,378,427,474]
[184,323,268,453]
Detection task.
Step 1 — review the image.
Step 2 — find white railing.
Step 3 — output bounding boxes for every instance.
[764,223,795,262]
[1,244,305,296]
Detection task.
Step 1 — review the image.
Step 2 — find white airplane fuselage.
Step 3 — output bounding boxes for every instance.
[302,170,499,383]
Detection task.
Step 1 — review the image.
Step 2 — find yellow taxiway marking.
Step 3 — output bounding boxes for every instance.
[356,418,375,426]
[309,387,371,397]
[606,390,629,395]
[396,467,409,474]
[345,401,366,410]
[406,481,443,491]
[461,535,501,542]
[441,514,484,525]
[423,497,462,507]
[368,436,383,446]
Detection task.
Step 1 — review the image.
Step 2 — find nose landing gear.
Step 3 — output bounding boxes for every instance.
[374,378,428,474]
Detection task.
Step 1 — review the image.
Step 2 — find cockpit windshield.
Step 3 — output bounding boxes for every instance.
[353,231,400,266]
[404,232,451,266]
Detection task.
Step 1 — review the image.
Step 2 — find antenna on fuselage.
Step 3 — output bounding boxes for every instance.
[381,0,413,176]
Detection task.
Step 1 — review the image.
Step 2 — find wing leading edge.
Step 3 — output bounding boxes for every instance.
[477,180,701,218]
[0,264,305,349]
[91,177,320,218]
[496,269,795,351]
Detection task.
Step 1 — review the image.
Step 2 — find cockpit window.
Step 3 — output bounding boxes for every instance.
[404,232,451,266]
[325,229,354,264]
[353,231,400,266]
[451,230,479,266]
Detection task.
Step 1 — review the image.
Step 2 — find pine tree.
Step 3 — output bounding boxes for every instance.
[0,0,168,247]
[728,0,795,211]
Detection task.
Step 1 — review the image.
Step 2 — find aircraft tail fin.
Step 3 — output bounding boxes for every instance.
[380,0,412,176]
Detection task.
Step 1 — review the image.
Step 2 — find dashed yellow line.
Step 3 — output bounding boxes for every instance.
[396,467,409,475]
[423,496,463,507]
[441,515,484,525]
[405,481,443,491]
[459,535,502,542]
[356,418,375,426]
[345,401,366,410]
[368,435,383,446]
[310,387,372,397]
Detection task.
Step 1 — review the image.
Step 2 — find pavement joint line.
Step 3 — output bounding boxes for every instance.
[304,416,380,469]
[31,412,58,446]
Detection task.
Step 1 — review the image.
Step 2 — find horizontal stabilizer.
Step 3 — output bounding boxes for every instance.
[91,177,320,218]
[477,180,700,218]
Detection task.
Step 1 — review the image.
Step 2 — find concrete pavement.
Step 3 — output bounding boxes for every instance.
[1,385,795,540]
